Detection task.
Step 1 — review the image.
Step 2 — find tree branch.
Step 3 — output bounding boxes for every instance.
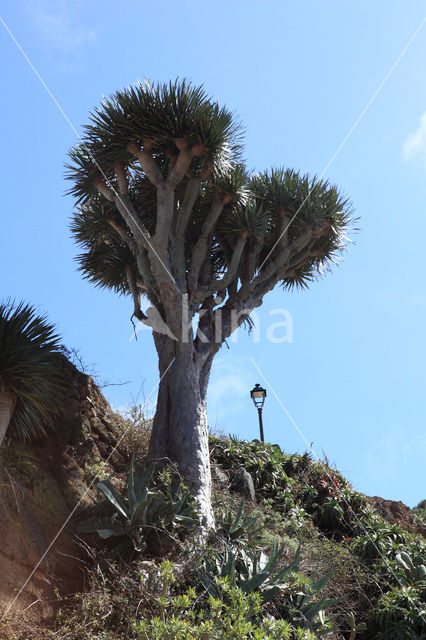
[96,177,151,250]
[114,163,128,195]
[107,217,138,254]
[188,198,228,293]
[114,194,150,249]
[125,265,147,321]
[154,185,174,259]
[252,227,313,289]
[169,176,201,285]
[208,235,247,296]
[128,142,164,187]
[240,238,262,283]
[199,228,316,345]
[108,217,162,306]
[95,179,115,201]
[287,238,318,270]
[166,148,193,191]
[135,251,163,312]
[175,176,200,239]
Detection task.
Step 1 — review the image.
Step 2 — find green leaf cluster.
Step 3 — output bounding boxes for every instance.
[216,498,262,547]
[201,543,302,605]
[135,573,317,640]
[67,79,355,301]
[0,300,66,441]
[373,585,426,639]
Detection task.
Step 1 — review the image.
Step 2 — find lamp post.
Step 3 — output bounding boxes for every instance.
[250,383,267,442]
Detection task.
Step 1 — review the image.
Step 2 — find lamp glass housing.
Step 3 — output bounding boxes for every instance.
[250,383,266,409]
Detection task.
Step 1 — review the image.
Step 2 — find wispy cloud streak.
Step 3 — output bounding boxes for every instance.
[403,112,426,165]
[26,0,96,54]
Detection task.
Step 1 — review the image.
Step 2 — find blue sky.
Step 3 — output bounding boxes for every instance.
[1,1,426,507]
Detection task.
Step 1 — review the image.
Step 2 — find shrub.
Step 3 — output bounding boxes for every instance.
[395,551,426,585]
[413,500,426,526]
[201,543,338,635]
[116,404,153,460]
[373,585,426,639]
[318,497,345,531]
[135,573,317,640]
[351,520,408,561]
[209,436,292,498]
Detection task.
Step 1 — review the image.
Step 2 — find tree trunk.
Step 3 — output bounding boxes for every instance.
[148,335,215,530]
[0,392,16,448]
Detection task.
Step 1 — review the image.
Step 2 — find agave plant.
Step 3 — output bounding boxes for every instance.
[201,543,338,633]
[0,300,66,445]
[200,543,301,604]
[78,457,199,557]
[216,498,262,547]
[285,572,339,635]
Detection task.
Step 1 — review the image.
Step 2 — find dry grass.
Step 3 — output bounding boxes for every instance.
[112,404,152,461]
[300,536,380,629]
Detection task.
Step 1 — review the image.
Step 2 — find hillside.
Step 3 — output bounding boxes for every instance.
[1,368,425,639]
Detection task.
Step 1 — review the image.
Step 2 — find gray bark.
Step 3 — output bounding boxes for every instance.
[149,335,215,531]
[0,392,16,448]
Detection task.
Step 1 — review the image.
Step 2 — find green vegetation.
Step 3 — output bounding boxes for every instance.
[2,433,425,639]
[0,299,66,444]
[78,457,199,557]
[135,568,318,640]
[413,500,426,527]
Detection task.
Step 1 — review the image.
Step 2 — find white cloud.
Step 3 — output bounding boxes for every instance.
[402,113,426,163]
[208,364,248,407]
[207,356,253,432]
[27,1,96,54]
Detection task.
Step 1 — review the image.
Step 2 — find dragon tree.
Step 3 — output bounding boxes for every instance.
[67,80,353,529]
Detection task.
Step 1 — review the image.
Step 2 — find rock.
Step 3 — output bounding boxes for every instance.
[0,357,129,624]
[367,496,426,538]
[212,464,229,486]
[231,466,256,503]
[139,561,162,594]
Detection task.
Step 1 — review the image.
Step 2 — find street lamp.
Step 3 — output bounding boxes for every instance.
[250,383,267,442]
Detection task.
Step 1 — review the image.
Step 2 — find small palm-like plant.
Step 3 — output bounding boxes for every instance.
[0,300,66,445]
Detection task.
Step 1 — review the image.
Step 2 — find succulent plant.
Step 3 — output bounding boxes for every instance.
[78,457,199,557]
[396,551,426,584]
[216,498,262,547]
[200,543,301,604]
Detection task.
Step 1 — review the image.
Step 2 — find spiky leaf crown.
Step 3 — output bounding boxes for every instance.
[67,79,354,306]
